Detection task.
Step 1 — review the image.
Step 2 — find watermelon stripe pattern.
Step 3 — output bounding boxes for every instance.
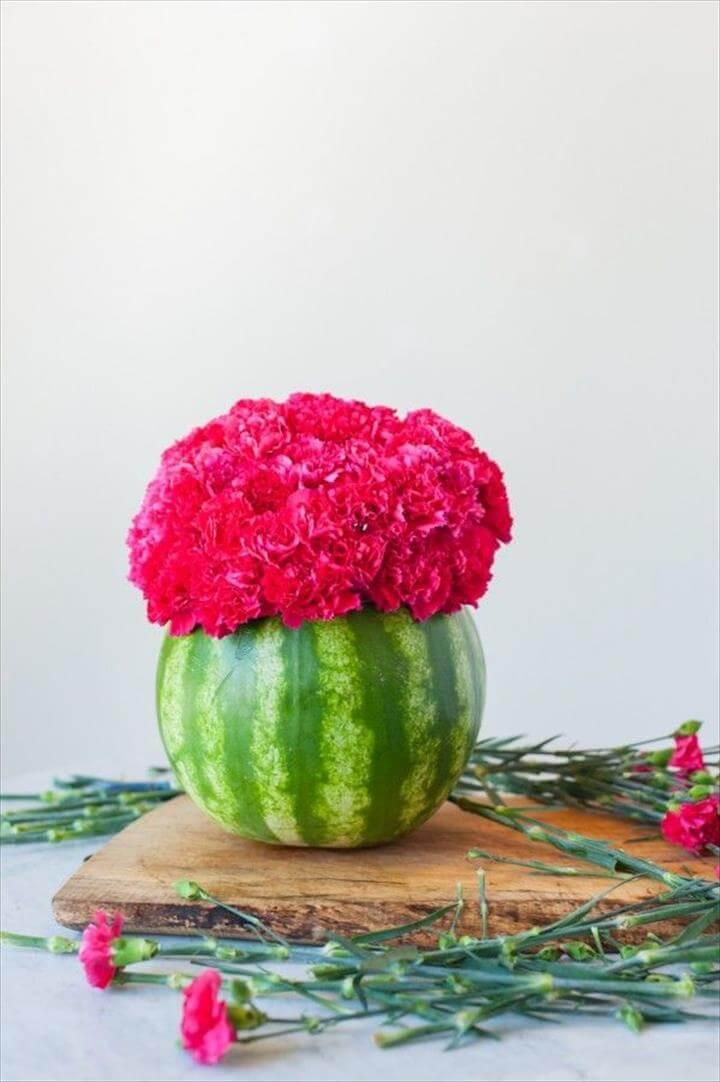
[157,606,485,848]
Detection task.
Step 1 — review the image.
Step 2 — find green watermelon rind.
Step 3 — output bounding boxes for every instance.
[157,606,485,848]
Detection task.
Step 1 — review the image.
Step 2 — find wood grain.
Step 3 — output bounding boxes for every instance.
[52,796,715,946]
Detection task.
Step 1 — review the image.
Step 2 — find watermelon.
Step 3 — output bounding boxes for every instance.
[157,605,485,847]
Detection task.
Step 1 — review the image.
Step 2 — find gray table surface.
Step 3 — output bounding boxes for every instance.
[2,771,719,1082]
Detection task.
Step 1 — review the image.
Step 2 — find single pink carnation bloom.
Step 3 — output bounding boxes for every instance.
[127,393,512,635]
[181,970,235,1065]
[661,796,720,855]
[78,910,123,989]
[669,733,705,775]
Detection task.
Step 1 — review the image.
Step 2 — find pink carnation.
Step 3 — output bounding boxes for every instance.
[669,733,705,775]
[661,796,720,855]
[181,970,235,1065]
[127,394,512,634]
[78,910,123,989]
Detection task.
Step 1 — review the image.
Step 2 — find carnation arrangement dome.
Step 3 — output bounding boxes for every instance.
[129,393,512,847]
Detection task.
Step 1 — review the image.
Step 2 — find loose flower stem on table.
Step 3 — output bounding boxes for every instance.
[2,724,717,854]
[2,723,718,1065]
[0,775,180,844]
[2,868,718,1064]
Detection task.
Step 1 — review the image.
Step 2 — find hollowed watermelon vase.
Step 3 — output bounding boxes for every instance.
[157,605,485,848]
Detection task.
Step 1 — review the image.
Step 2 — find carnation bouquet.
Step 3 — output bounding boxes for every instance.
[126,393,512,847]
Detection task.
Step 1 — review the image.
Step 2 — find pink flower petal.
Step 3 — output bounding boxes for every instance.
[78,910,124,989]
[181,970,235,1065]
[661,796,720,855]
[669,734,705,775]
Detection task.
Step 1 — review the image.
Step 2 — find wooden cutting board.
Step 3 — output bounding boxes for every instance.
[52,796,715,946]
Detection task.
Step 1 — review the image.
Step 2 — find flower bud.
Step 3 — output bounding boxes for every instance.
[661,871,684,887]
[367,972,396,986]
[215,946,241,960]
[247,976,275,997]
[500,940,518,966]
[537,946,561,962]
[454,1008,482,1031]
[310,963,349,980]
[321,941,349,958]
[173,879,204,901]
[617,1003,644,1033]
[564,941,595,961]
[45,936,78,954]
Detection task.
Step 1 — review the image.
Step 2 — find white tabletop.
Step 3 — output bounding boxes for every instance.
[2,772,719,1082]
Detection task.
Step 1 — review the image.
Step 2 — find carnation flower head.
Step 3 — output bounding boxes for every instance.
[78,910,123,988]
[669,733,705,775]
[661,795,720,855]
[181,970,235,1065]
[128,393,512,635]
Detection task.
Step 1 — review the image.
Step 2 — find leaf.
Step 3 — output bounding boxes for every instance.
[352,903,457,945]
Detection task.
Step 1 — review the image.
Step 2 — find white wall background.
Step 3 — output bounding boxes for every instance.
[1,0,717,776]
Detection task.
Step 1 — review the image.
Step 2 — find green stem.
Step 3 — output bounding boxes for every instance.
[0,931,78,953]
